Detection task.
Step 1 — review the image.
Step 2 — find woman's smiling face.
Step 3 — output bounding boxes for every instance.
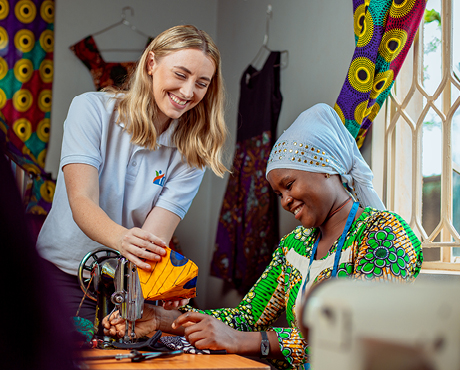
[267,168,336,228]
[147,48,215,127]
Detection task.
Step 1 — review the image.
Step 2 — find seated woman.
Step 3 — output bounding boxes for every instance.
[103,103,423,369]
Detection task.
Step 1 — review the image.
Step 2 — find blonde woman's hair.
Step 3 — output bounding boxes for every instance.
[105,25,228,177]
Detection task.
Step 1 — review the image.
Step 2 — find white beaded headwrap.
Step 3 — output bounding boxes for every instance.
[266,103,385,210]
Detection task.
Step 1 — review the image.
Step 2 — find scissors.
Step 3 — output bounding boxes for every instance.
[78,349,183,363]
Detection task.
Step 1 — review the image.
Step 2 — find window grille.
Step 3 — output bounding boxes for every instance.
[384,0,460,270]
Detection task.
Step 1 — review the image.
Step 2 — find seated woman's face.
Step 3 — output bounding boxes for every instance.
[147,48,215,123]
[267,168,336,228]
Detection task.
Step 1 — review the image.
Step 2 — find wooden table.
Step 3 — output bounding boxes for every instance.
[78,349,270,370]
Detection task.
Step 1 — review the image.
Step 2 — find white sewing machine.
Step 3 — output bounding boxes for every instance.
[302,279,460,370]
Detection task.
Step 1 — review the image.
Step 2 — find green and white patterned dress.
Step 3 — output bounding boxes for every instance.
[182,207,423,369]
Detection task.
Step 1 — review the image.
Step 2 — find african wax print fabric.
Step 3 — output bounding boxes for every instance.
[211,52,282,294]
[335,0,426,147]
[70,35,152,90]
[183,208,423,369]
[0,0,56,215]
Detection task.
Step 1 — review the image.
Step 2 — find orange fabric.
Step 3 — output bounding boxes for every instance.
[138,247,198,301]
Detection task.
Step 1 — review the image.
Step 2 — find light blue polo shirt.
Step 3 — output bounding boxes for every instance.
[36,92,205,276]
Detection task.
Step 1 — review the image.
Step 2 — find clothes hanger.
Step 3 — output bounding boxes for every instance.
[250,5,289,69]
[92,7,153,52]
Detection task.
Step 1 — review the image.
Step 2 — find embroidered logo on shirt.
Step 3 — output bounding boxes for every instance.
[153,170,166,186]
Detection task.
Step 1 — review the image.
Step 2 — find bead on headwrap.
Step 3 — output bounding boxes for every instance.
[267,139,345,174]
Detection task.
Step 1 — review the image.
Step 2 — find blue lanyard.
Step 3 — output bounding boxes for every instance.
[300,203,358,370]
[302,201,359,296]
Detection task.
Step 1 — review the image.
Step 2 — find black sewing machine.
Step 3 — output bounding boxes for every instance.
[77,248,144,343]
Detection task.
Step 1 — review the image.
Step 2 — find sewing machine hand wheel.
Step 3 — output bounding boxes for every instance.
[77,248,120,301]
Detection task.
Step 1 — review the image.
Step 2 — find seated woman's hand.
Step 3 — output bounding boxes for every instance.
[102,305,160,339]
[116,227,167,270]
[162,298,190,310]
[172,312,241,353]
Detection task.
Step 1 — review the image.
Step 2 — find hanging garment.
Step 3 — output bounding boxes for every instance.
[211,52,282,294]
[0,0,56,215]
[70,35,152,90]
[335,0,426,147]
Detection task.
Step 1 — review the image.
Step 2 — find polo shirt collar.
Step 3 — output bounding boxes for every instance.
[118,119,178,148]
[157,119,178,147]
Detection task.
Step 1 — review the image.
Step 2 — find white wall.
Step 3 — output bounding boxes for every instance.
[47,0,355,309]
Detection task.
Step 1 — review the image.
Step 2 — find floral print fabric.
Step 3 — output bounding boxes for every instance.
[182,207,422,369]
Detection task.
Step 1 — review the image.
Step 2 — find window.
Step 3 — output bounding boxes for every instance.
[380,0,460,270]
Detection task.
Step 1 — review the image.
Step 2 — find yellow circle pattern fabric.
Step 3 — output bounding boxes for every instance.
[0,25,8,48]
[14,58,34,83]
[0,0,56,215]
[370,69,394,99]
[40,0,53,23]
[334,103,346,124]
[39,58,53,82]
[0,0,9,20]
[390,0,418,18]
[36,117,50,142]
[13,88,33,112]
[39,179,55,203]
[354,4,367,38]
[335,0,426,147]
[13,117,32,141]
[37,147,46,167]
[357,11,374,48]
[348,57,374,93]
[0,88,6,108]
[0,56,8,79]
[355,5,374,48]
[14,28,34,52]
[354,100,372,124]
[14,0,36,24]
[39,28,53,52]
[379,28,408,62]
[38,88,51,112]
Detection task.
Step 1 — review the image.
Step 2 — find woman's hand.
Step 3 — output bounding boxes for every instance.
[102,305,160,339]
[172,312,242,353]
[162,298,190,310]
[115,227,167,270]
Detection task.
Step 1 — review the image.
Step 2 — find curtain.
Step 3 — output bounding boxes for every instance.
[0,0,56,215]
[335,0,427,147]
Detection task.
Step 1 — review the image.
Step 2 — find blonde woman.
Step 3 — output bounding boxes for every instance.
[36,25,228,321]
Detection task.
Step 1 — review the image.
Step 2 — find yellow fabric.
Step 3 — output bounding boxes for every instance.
[137,247,198,301]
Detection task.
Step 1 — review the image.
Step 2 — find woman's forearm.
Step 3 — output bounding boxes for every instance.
[63,163,126,250]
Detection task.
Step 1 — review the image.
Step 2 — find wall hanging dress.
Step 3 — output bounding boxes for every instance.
[211,51,282,294]
[0,0,56,216]
[335,0,426,147]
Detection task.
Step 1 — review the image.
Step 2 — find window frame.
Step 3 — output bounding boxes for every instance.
[371,0,460,272]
